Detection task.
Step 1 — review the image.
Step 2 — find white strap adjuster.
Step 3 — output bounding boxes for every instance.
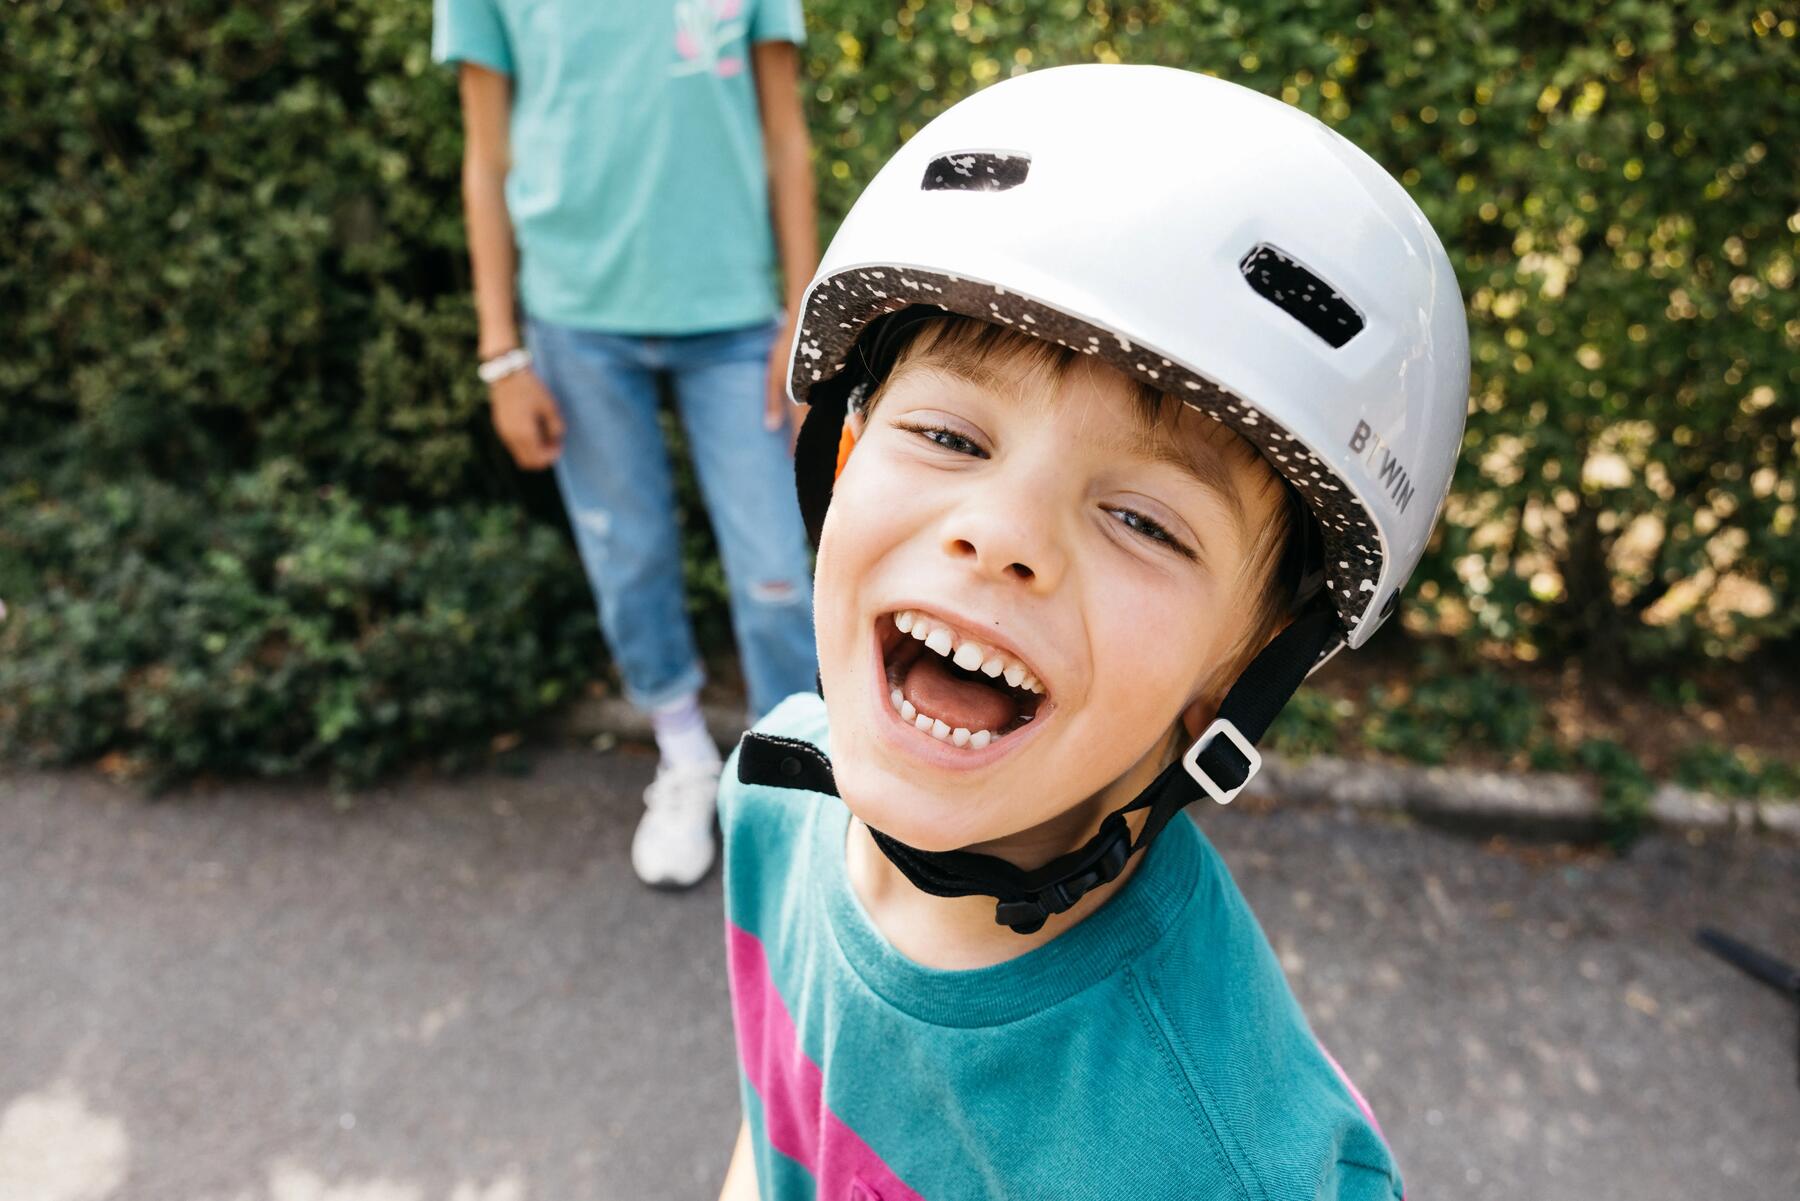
[1181,718,1262,805]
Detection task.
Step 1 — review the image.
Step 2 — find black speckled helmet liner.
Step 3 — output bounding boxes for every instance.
[791,265,1387,641]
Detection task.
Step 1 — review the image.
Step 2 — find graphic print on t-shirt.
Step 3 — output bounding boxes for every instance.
[672,0,746,77]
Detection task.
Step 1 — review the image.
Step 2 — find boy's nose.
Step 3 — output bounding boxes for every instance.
[942,503,1066,592]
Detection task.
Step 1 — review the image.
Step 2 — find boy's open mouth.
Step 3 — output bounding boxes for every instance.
[878,609,1048,749]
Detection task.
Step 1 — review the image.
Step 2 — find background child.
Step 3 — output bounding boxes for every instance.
[718,65,1469,1199]
[436,0,821,890]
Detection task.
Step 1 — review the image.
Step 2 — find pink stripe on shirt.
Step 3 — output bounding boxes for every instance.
[727,922,927,1201]
[1319,1046,1405,1199]
[1318,1044,1388,1144]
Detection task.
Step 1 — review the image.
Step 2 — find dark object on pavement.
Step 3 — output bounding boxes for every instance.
[1696,926,1800,1087]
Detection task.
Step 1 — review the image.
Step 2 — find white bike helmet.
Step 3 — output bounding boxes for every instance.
[788,63,1469,652]
[754,65,1471,934]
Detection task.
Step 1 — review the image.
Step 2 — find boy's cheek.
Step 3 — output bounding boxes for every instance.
[811,504,894,694]
[817,472,926,599]
[813,518,876,650]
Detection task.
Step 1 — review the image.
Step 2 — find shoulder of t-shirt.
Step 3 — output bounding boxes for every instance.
[723,691,829,793]
[430,0,515,75]
[1128,823,1404,1201]
[749,0,807,46]
[719,691,830,844]
[720,692,831,941]
[756,690,830,745]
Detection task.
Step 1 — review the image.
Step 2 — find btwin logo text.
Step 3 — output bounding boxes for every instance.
[1349,421,1415,514]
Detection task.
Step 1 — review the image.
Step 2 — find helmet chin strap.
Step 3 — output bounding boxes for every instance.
[736,607,1340,934]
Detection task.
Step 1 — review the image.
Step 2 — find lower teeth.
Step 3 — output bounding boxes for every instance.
[888,688,993,749]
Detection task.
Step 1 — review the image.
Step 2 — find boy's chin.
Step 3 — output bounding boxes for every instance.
[833,757,1005,853]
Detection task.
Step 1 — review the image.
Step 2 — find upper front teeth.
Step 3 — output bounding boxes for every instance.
[893,610,1044,694]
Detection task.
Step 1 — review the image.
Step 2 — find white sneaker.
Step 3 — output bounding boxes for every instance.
[632,760,722,888]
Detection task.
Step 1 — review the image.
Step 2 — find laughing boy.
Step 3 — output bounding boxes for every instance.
[716,65,1469,1201]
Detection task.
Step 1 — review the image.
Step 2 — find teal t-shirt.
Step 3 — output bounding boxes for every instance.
[722,693,1404,1201]
[433,0,805,334]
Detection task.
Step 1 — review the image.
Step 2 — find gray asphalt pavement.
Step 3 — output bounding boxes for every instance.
[2,746,1796,1201]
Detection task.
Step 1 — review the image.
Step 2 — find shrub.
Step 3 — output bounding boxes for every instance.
[1673,741,1800,800]
[2,0,1794,784]
[0,464,600,787]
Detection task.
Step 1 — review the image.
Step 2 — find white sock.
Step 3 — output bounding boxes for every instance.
[650,692,720,770]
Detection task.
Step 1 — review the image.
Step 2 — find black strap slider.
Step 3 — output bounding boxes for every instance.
[737,732,839,796]
[991,821,1135,934]
[1058,832,1133,907]
[993,898,1051,935]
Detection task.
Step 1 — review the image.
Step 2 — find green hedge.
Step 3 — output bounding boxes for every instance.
[2,1,1795,783]
[0,0,483,499]
[0,463,599,787]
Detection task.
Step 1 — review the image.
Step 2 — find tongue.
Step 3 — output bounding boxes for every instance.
[901,653,1021,734]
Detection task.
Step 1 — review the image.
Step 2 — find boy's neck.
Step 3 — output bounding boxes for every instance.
[843,755,1165,971]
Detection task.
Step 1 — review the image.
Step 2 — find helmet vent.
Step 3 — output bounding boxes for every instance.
[921,152,1030,192]
[1239,245,1364,348]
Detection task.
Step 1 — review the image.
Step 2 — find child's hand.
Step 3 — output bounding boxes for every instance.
[488,369,565,470]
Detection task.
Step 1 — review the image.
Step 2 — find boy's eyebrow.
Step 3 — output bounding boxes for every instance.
[887,355,1008,396]
[1138,434,1248,535]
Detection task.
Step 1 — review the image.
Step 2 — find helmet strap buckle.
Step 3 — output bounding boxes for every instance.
[1181,718,1262,805]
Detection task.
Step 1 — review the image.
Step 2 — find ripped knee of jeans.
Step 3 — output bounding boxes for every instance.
[573,508,612,539]
[748,578,806,606]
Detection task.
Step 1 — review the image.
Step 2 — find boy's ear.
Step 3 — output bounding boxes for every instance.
[1176,614,1297,743]
[833,414,861,480]
[1177,695,1218,744]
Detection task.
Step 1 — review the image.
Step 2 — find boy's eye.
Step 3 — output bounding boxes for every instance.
[895,418,1196,560]
[902,422,987,458]
[1106,506,1197,560]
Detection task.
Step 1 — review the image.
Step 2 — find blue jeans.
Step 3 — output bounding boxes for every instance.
[527,316,818,721]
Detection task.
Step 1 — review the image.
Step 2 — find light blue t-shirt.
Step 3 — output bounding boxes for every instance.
[433,0,805,334]
[721,693,1405,1201]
